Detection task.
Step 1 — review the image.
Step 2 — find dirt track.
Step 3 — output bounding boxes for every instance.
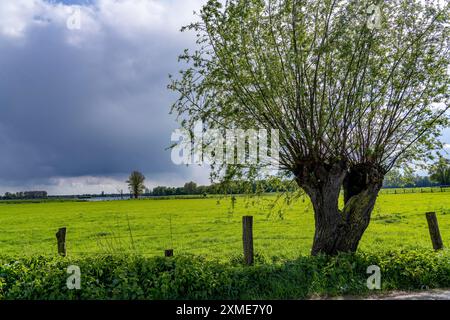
[371,289,450,300]
[327,289,450,300]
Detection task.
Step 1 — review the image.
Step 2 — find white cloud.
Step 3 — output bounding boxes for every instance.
[98,0,166,35]
[0,0,204,41]
[0,0,45,38]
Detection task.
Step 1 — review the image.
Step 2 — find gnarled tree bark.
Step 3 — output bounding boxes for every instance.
[295,161,385,256]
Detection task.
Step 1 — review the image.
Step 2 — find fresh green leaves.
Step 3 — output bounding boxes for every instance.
[170,0,450,177]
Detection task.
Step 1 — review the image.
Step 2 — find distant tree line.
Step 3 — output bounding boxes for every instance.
[1,191,48,200]
[150,180,298,197]
[2,157,448,199]
[151,159,450,195]
[383,171,438,188]
[151,175,448,197]
[383,157,450,188]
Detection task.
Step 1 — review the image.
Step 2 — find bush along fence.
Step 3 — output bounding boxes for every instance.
[53,212,445,263]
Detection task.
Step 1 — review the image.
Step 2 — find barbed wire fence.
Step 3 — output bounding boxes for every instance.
[2,186,449,260]
[2,218,313,262]
[1,208,446,263]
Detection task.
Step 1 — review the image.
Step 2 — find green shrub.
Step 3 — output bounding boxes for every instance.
[0,249,449,300]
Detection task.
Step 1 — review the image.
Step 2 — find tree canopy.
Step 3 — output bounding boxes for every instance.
[170,0,449,175]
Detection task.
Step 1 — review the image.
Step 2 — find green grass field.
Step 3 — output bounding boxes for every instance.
[1,192,449,259]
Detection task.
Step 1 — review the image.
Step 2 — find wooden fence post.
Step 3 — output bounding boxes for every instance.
[242,216,254,265]
[55,227,67,257]
[164,249,174,257]
[426,212,443,250]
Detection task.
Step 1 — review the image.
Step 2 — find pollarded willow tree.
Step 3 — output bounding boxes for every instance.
[170,0,450,255]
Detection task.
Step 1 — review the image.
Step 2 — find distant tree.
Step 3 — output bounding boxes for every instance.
[127,171,146,199]
[175,187,185,195]
[429,157,450,185]
[3,192,14,199]
[116,188,124,200]
[383,168,437,188]
[152,186,167,196]
[401,168,417,188]
[383,169,404,188]
[183,181,198,194]
[415,175,433,188]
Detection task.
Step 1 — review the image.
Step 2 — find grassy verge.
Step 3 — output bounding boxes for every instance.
[1,249,449,300]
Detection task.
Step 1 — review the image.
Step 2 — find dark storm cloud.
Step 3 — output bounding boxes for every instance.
[0,0,208,192]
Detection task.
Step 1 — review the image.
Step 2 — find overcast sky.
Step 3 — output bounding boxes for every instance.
[0,0,212,195]
[0,0,449,195]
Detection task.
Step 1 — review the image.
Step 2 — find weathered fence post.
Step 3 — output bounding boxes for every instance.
[425,212,444,250]
[242,216,254,266]
[164,249,174,257]
[55,227,67,257]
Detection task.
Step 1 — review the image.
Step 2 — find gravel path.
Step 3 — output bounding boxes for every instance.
[372,289,450,300]
[322,289,450,300]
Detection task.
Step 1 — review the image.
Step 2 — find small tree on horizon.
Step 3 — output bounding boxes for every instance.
[184,181,198,194]
[127,171,146,199]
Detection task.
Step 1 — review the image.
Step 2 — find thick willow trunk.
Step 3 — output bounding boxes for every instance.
[295,161,384,256]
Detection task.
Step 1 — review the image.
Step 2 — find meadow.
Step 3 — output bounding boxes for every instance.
[1,191,449,259]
